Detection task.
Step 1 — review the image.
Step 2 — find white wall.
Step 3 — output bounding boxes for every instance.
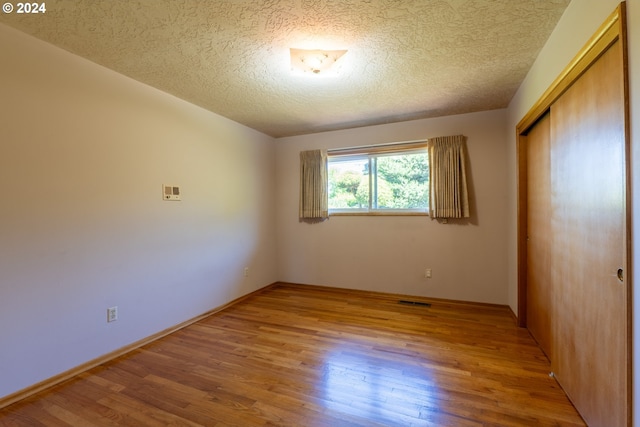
[275,110,509,305]
[0,24,277,399]
[505,0,640,421]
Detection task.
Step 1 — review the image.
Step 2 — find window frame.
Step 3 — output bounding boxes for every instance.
[327,141,430,216]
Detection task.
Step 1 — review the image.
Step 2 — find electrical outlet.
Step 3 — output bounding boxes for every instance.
[243,267,249,277]
[107,306,118,323]
[425,268,432,279]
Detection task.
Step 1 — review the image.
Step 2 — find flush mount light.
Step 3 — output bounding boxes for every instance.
[290,48,348,76]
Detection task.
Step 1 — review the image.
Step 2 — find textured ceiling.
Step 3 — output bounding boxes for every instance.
[0,0,571,137]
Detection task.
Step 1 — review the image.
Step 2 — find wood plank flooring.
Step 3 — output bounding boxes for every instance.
[0,283,585,426]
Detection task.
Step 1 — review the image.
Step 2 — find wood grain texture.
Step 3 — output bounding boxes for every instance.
[550,39,627,427]
[0,285,277,411]
[516,129,528,328]
[515,4,627,332]
[526,113,553,359]
[0,283,584,427]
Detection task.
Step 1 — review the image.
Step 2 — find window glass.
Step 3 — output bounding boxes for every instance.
[328,157,369,210]
[328,148,428,214]
[374,152,429,209]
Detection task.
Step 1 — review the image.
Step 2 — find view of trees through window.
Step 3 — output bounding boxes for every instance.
[328,151,429,211]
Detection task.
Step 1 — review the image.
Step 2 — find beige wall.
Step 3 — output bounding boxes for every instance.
[0,24,277,399]
[275,109,509,304]
[505,0,640,420]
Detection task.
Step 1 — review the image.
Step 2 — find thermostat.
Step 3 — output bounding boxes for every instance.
[163,184,181,201]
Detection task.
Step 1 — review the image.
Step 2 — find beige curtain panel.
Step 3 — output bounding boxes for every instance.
[428,135,470,219]
[299,149,329,220]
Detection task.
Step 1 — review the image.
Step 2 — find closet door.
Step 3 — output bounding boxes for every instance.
[550,39,626,427]
[526,113,552,358]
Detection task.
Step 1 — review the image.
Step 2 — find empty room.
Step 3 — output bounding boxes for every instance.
[1,1,640,426]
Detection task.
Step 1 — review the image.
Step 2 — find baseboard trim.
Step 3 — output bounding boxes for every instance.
[275,281,511,310]
[0,282,279,410]
[0,281,509,409]
[508,306,520,326]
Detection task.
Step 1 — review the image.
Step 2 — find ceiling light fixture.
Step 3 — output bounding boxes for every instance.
[290,48,347,76]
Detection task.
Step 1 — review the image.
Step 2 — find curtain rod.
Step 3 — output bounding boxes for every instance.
[327,138,428,154]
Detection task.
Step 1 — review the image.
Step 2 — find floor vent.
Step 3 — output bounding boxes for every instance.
[398,300,431,307]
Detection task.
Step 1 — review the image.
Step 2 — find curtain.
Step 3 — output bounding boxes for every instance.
[428,135,470,219]
[299,149,329,221]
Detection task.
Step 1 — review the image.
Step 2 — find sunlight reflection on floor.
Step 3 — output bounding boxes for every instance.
[320,345,441,425]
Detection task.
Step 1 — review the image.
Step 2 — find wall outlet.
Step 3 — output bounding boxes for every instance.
[425,268,432,278]
[243,267,249,277]
[107,306,118,322]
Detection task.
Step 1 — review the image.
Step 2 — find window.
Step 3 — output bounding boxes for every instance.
[328,144,429,215]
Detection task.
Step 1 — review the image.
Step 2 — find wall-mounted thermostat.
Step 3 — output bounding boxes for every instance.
[163,184,181,201]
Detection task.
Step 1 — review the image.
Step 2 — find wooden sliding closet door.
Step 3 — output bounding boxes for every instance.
[525,113,552,359]
[550,39,626,427]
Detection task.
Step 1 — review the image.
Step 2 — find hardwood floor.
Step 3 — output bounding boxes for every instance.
[0,283,585,426]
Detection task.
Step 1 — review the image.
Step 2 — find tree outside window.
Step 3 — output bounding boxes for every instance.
[328,149,429,214]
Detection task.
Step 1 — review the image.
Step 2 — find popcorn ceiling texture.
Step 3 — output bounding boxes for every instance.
[0,0,570,137]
